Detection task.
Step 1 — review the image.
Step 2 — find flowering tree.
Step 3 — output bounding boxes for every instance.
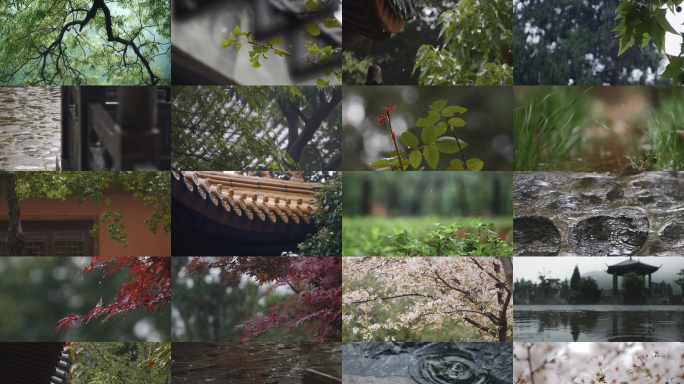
[514,342,684,384]
[184,256,342,342]
[343,257,512,342]
[55,257,171,333]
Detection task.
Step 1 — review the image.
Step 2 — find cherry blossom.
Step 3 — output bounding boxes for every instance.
[343,257,512,342]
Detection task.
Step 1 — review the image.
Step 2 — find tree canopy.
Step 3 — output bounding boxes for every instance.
[0,0,170,85]
[514,0,672,85]
[343,0,512,85]
[171,86,342,171]
[67,342,170,383]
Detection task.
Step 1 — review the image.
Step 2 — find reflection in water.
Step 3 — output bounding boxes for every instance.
[342,343,512,384]
[514,305,684,341]
[171,342,341,384]
[0,87,61,170]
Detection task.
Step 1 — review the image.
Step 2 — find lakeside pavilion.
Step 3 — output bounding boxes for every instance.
[606,257,661,296]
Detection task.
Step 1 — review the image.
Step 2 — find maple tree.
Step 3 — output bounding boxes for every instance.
[55,257,171,334]
[184,256,342,342]
[343,257,512,342]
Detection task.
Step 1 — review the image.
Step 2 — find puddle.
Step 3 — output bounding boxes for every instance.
[0,87,61,171]
[342,343,512,384]
[171,343,341,384]
[514,172,684,255]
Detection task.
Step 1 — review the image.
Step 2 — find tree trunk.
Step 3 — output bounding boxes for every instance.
[0,172,26,256]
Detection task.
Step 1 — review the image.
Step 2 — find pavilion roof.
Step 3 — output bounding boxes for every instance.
[606,257,661,276]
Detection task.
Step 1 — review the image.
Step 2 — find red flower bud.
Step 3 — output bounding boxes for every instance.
[377,115,388,125]
[383,106,396,116]
[392,132,396,140]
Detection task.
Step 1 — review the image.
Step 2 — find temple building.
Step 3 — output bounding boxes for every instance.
[171,171,321,256]
[606,257,661,296]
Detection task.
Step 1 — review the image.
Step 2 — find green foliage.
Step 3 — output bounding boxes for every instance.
[172,86,341,171]
[613,0,684,84]
[220,1,341,85]
[578,276,601,300]
[674,269,684,291]
[343,219,512,256]
[369,100,483,171]
[67,342,170,383]
[298,176,342,256]
[622,271,645,294]
[0,0,170,85]
[514,88,590,170]
[13,171,169,250]
[340,51,374,85]
[413,0,512,85]
[643,94,684,170]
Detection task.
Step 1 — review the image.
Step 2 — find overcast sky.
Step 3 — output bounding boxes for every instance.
[514,257,684,282]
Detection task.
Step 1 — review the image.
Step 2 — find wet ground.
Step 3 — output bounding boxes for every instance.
[514,305,684,342]
[513,171,684,255]
[171,343,342,384]
[0,87,61,170]
[342,343,512,384]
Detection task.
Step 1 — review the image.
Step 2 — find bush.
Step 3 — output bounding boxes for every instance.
[621,271,645,294]
[298,176,342,256]
[578,276,601,302]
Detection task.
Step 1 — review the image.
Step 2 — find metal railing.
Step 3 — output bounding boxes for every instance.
[60,86,171,171]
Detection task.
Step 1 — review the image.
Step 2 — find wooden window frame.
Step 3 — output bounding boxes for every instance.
[0,215,99,256]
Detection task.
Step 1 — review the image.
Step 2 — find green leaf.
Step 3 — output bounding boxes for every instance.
[465,158,484,171]
[306,23,321,36]
[441,105,468,116]
[661,55,684,79]
[323,19,340,29]
[446,159,465,171]
[424,144,439,169]
[369,159,392,169]
[428,99,448,112]
[305,0,324,11]
[435,136,468,153]
[415,111,441,127]
[401,131,420,148]
[234,25,243,36]
[316,78,330,85]
[409,149,422,169]
[448,118,466,127]
[388,150,406,158]
[435,122,447,136]
[421,125,438,145]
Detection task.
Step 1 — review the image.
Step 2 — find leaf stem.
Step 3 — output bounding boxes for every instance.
[387,118,405,171]
[449,125,468,169]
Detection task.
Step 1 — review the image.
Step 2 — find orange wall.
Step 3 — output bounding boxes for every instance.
[0,189,170,256]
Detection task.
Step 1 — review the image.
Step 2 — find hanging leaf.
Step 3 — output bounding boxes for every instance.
[424,144,439,169]
[401,131,420,148]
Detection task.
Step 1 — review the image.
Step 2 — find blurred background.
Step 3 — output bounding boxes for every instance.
[514,86,684,171]
[342,86,513,171]
[514,0,684,85]
[171,257,312,341]
[342,171,513,255]
[0,257,170,341]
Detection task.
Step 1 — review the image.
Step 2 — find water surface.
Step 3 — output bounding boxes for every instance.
[0,87,61,170]
[171,342,341,384]
[514,304,684,342]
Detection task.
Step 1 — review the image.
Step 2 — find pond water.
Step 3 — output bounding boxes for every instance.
[171,343,342,384]
[342,343,512,384]
[0,87,61,171]
[514,305,684,342]
[514,171,684,255]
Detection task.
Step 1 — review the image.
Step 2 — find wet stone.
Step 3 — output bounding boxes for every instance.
[568,208,649,256]
[659,218,684,252]
[513,215,561,256]
[630,179,684,212]
[343,343,512,384]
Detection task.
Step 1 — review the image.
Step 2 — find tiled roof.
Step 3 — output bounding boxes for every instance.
[606,257,660,275]
[172,171,320,225]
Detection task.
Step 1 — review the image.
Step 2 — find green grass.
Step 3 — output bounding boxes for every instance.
[342,216,512,256]
[514,88,591,170]
[643,94,684,170]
